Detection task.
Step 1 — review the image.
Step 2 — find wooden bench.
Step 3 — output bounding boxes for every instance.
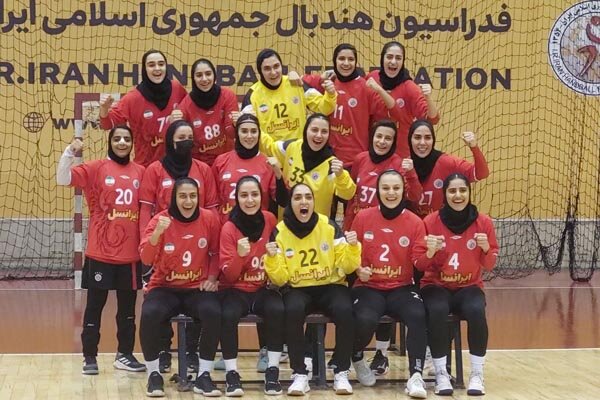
[170,313,464,390]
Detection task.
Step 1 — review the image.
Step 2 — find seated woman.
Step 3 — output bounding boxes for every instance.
[421,173,499,396]
[265,183,360,395]
[351,170,433,398]
[139,177,222,398]
[218,176,284,396]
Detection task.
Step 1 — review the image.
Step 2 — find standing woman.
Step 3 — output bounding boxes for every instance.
[367,41,440,158]
[99,50,187,167]
[351,170,434,398]
[408,120,489,219]
[212,114,288,223]
[265,183,361,395]
[139,177,222,398]
[344,119,422,230]
[56,126,146,375]
[218,176,285,396]
[268,113,356,218]
[421,173,499,396]
[176,58,239,166]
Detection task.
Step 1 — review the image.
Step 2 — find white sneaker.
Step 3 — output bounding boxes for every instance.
[352,359,376,387]
[434,370,454,396]
[287,374,310,396]
[304,357,313,380]
[424,347,435,377]
[405,372,427,398]
[467,372,485,396]
[333,370,353,395]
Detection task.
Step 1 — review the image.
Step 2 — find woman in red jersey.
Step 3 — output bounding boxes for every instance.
[212,114,288,223]
[421,173,499,396]
[367,41,440,158]
[139,177,222,398]
[56,126,146,375]
[99,50,187,167]
[408,120,489,219]
[175,58,239,166]
[218,176,284,396]
[344,119,422,230]
[350,170,431,398]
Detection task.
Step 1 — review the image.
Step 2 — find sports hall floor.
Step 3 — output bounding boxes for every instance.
[0,270,598,399]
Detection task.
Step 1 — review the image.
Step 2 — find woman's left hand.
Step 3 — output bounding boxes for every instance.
[200,278,219,292]
[475,233,490,253]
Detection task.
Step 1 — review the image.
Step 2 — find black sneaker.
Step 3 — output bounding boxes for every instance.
[186,352,199,373]
[158,351,171,373]
[113,352,146,372]
[82,356,99,375]
[264,366,282,395]
[193,371,222,397]
[146,371,165,397]
[225,370,244,397]
[369,350,390,375]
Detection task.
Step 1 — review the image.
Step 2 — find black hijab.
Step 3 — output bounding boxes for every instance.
[376,170,409,220]
[439,173,479,234]
[333,43,360,83]
[368,120,398,164]
[168,177,200,222]
[379,41,412,91]
[283,184,319,239]
[107,125,131,165]
[189,58,222,110]
[228,176,265,242]
[409,120,443,183]
[256,49,283,90]
[301,113,334,172]
[235,114,260,159]
[161,120,193,179]
[136,50,172,111]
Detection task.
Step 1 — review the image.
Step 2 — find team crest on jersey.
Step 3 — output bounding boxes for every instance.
[363,231,374,241]
[133,179,140,189]
[434,179,444,189]
[292,96,300,104]
[193,119,203,127]
[143,110,153,119]
[395,98,405,108]
[161,178,173,188]
[222,172,231,180]
[399,236,410,247]
[467,239,477,250]
[321,242,330,252]
[94,272,103,282]
[198,238,208,248]
[285,248,294,258]
[259,104,268,113]
[348,98,358,108]
[104,176,115,186]
[311,172,320,181]
[164,243,175,253]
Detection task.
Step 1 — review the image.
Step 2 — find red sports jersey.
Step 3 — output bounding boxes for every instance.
[367,70,440,158]
[99,81,188,167]
[344,151,423,230]
[211,151,277,223]
[351,207,432,289]
[303,74,385,168]
[70,159,145,264]
[219,212,277,292]
[420,211,499,289]
[409,150,489,218]
[138,159,219,232]
[178,88,238,165]
[140,209,221,291]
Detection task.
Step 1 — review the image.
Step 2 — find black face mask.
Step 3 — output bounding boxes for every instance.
[161,121,194,179]
[174,139,194,156]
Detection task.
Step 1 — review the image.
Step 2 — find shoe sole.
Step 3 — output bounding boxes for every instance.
[467,389,485,396]
[435,389,454,396]
[82,369,99,375]
[334,388,353,395]
[146,389,165,397]
[405,388,427,399]
[113,360,146,372]
[193,388,223,397]
[225,388,244,397]
[264,388,283,395]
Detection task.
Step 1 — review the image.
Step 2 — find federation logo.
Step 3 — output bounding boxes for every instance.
[259,104,269,113]
[321,242,330,252]
[549,1,600,96]
[363,231,374,241]
[161,178,173,188]
[164,243,175,253]
[311,172,320,181]
[467,239,477,250]
[285,248,295,258]
[433,179,444,189]
[133,179,140,189]
[399,236,410,247]
[94,272,102,282]
[395,98,405,108]
[198,238,208,248]
[143,110,153,119]
[222,172,231,180]
[193,119,203,127]
[292,96,300,104]
[348,97,358,108]
[104,176,115,186]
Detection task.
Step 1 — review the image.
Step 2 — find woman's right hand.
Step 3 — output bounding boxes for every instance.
[356,266,372,282]
[265,242,279,257]
[154,216,171,236]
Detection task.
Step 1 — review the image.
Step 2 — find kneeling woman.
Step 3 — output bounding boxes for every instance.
[218,176,284,396]
[421,173,498,396]
[139,178,222,397]
[265,183,360,395]
[351,170,433,398]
